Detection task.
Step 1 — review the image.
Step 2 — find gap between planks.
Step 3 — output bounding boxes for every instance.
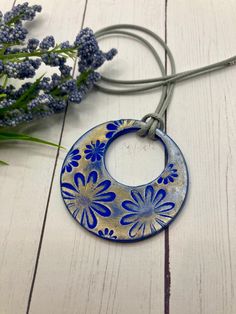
[25,1,88,313]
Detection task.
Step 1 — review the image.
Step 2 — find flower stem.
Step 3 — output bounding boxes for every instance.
[3,75,8,88]
[0,47,77,62]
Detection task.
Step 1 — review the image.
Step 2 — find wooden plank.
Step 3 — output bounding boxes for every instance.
[29,0,167,313]
[0,1,14,11]
[167,1,236,314]
[0,1,86,313]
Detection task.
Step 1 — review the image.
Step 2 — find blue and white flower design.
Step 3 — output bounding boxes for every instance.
[98,228,117,240]
[61,170,116,229]
[62,148,81,173]
[106,119,124,138]
[157,163,178,185]
[84,140,105,162]
[120,185,175,238]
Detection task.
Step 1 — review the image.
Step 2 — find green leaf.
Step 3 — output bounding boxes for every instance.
[0,131,65,149]
[6,13,25,26]
[0,160,9,165]
[13,74,45,108]
[0,74,44,116]
[76,69,92,87]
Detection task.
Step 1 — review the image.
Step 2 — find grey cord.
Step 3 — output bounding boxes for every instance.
[95,24,236,140]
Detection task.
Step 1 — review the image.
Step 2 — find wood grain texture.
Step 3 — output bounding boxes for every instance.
[29,1,167,313]
[167,1,236,314]
[0,1,85,313]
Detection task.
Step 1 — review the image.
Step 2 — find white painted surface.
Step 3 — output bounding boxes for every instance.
[0,1,235,313]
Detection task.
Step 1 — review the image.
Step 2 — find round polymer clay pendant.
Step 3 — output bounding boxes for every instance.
[60,119,188,242]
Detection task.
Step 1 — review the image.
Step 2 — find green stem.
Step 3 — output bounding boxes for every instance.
[3,75,8,88]
[76,69,92,86]
[0,160,9,165]
[0,47,77,62]
[50,70,92,98]
[6,13,25,26]
[0,94,7,100]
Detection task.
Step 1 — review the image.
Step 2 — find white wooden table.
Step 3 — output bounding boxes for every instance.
[1,1,236,313]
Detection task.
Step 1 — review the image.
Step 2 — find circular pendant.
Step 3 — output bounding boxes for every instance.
[60,119,188,242]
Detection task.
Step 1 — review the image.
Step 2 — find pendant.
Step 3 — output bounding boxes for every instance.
[60,119,188,242]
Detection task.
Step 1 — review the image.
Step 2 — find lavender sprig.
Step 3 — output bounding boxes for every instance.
[0,2,117,164]
[0,2,117,127]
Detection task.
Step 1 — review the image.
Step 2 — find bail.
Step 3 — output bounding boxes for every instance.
[137,113,165,140]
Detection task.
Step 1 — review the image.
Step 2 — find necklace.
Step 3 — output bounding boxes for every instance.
[60,24,236,242]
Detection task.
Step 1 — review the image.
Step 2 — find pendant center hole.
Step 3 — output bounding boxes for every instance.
[105,132,165,186]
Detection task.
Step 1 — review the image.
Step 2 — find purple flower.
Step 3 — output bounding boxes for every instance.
[39,36,55,50]
[0,5,117,128]
[75,27,117,72]
[27,38,39,51]
[4,3,41,24]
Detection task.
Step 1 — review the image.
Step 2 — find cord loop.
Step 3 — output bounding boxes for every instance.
[136,113,164,140]
[95,24,236,140]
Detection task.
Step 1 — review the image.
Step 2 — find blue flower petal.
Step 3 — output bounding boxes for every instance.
[91,155,96,162]
[95,192,116,202]
[98,230,104,236]
[145,185,154,203]
[155,217,166,228]
[159,213,172,218]
[96,154,102,161]
[107,123,117,130]
[87,170,98,184]
[131,190,144,206]
[61,182,78,193]
[85,153,93,160]
[106,131,114,138]
[122,200,139,212]
[70,161,78,167]
[84,149,92,154]
[66,164,72,172]
[155,202,175,213]
[153,189,166,205]
[129,221,145,238]
[120,213,139,225]
[95,180,111,195]
[62,190,75,199]
[72,207,80,218]
[81,207,97,229]
[71,149,80,156]
[168,176,174,183]
[72,155,81,161]
[91,202,111,217]
[95,140,100,147]
[163,178,169,185]
[74,172,85,187]
[150,223,157,233]
[109,230,114,236]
